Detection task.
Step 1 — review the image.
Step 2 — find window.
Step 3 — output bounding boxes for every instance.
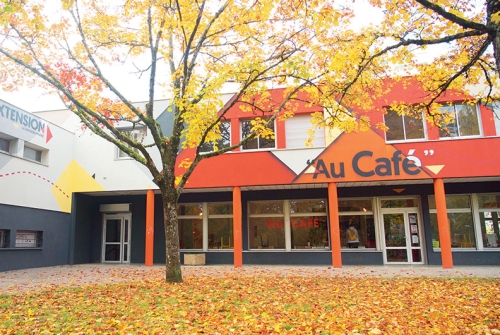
[338,199,376,249]
[15,230,43,248]
[429,195,476,249]
[0,137,10,153]
[438,103,480,138]
[0,230,9,248]
[249,201,285,249]
[177,203,203,249]
[285,114,325,148]
[290,200,328,249]
[199,121,231,153]
[384,108,426,142]
[477,194,500,249]
[23,145,42,163]
[117,127,147,158]
[208,203,233,249]
[241,118,275,150]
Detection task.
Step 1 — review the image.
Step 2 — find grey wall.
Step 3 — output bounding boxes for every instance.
[0,203,70,272]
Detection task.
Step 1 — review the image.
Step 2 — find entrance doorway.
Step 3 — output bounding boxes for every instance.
[380,198,424,264]
[102,213,131,263]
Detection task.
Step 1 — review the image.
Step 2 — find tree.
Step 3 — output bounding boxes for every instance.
[0,0,373,283]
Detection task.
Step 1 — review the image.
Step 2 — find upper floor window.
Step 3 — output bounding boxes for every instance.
[285,114,325,148]
[0,137,10,153]
[199,121,231,153]
[241,118,275,150]
[439,103,480,138]
[23,145,42,163]
[384,109,425,142]
[117,127,147,158]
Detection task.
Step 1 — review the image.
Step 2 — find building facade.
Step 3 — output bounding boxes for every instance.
[1,81,499,271]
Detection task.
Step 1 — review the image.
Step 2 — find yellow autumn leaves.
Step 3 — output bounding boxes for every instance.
[1,269,499,334]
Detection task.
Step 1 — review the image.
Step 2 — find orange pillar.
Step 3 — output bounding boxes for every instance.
[327,183,342,268]
[433,178,453,269]
[233,187,243,268]
[145,189,154,266]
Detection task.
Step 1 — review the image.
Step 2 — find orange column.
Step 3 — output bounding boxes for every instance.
[233,186,243,268]
[327,183,342,268]
[433,178,453,269]
[145,189,154,266]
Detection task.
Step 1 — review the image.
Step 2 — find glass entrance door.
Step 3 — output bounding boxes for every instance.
[380,199,424,264]
[102,213,131,263]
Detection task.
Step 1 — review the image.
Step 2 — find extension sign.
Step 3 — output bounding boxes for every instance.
[0,102,53,143]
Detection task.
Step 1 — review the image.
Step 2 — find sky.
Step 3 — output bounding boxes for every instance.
[0,0,407,113]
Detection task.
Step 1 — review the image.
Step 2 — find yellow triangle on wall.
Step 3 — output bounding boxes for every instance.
[392,188,405,194]
[426,165,445,175]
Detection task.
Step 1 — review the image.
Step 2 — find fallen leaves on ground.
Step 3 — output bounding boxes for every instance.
[0,268,499,334]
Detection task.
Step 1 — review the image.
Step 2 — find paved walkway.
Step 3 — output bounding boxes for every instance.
[0,264,498,294]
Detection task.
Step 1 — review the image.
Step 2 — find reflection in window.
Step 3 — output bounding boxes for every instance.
[384,109,425,142]
[208,203,233,249]
[290,200,328,249]
[339,199,376,249]
[177,203,203,250]
[249,201,284,249]
[429,195,476,249]
[478,194,500,248]
[199,121,231,153]
[438,104,480,138]
[241,118,275,150]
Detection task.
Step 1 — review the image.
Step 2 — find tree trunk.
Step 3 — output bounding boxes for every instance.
[487,0,500,79]
[161,188,183,283]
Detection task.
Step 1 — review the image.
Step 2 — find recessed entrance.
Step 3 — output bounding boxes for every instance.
[102,213,131,263]
[380,198,424,264]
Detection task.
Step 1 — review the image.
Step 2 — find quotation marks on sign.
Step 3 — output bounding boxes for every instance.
[424,149,435,156]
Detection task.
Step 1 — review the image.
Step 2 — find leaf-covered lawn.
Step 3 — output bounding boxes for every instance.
[1,269,499,334]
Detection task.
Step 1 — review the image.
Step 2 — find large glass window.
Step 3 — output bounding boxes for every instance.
[477,194,500,249]
[208,203,233,249]
[429,195,476,249]
[248,201,284,249]
[177,204,203,250]
[241,118,275,150]
[199,121,231,153]
[384,109,425,142]
[290,200,328,249]
[438,104,480,138]
[338,199,376,249]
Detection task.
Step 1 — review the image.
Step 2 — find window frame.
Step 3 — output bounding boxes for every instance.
[241,118,276,151]
[207,202,233,250]
[383,108,427,143]
[338,198,377,250]
[285,114,326,149]
[199,121,231,153]
[23,144,43,163]
[0,229,10,248]
[438,103,482,139]
[116,127,147,159]
[429,194,476,250]
[0,136,11,154]
[15,230,43,248]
